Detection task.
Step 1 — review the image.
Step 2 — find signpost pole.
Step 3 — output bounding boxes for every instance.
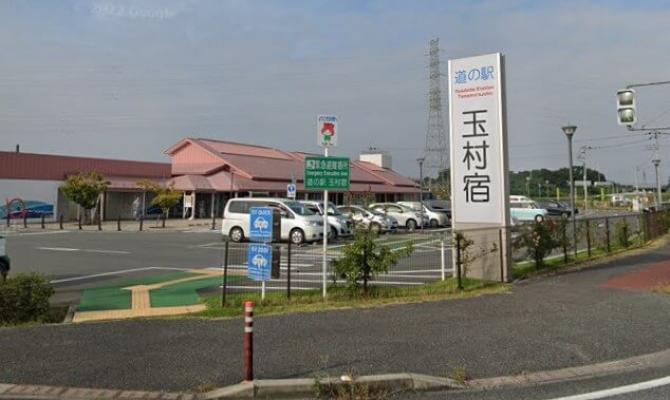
[322,147,329,298]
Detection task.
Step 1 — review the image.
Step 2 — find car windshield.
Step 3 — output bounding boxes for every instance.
[285,201,315,216]
[326,204,342,216]
[397,204,415,212]
[401,202,422,211]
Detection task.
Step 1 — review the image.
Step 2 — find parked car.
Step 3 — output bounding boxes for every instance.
[538,201,575,217]
[221,197,324,245]
[510,200,548,222]
[425,199,451,217]
[397,201,450,227]
[337,205,397,233]
[368,203,426,231]
[299,200,353,239]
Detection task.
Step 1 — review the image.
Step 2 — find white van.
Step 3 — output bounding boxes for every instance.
[221,198,324,245]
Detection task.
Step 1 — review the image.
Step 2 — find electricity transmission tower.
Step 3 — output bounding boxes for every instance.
[423,38,448,186]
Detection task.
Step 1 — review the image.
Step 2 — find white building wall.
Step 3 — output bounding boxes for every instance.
[0,179,60,221]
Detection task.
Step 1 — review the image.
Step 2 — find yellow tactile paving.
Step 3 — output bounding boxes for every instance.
[72,268,244,323]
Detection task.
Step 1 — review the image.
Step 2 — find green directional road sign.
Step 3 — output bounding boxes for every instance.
[304,156,350,190]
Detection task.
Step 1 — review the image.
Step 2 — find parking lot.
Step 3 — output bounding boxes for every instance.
[3,228,452,306]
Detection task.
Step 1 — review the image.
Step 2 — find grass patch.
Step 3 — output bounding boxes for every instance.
[78,272,196,311]
[513,236,663,280]
[196,278,508,320]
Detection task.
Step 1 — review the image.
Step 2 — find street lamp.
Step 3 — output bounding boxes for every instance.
[562,124,578,258]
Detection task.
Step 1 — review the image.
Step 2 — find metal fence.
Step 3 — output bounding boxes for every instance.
[512,211,668,262]
[217,228,453,300]
[195,211,670,302]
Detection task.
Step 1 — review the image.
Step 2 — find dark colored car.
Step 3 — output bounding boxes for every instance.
[538,201,577,217]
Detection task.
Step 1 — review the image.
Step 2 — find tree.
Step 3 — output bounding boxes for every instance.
[333,228,413,294]
[432,184,450,200]
[136,180,182,221]
[60,171,109,223]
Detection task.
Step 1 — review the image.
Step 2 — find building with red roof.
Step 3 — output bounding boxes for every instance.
[165,138,419,218]
[1,138,419,221]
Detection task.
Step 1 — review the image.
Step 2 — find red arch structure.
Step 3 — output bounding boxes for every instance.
[5,198,27,219]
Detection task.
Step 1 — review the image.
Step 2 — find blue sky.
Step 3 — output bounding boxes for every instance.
[2,0,670,184]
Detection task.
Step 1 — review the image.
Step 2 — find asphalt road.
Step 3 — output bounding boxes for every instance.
[4,229,451,305]
[404,367,670,399]
[1,242,669,394]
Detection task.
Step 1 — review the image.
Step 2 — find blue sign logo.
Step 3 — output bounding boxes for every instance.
[249,207,273,242]
[454,65,495,84]
[287,183,296,198]
[247,243,272,281]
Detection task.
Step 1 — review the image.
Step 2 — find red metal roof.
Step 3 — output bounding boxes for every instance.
[167,138,419,193]
[0,151,171,182]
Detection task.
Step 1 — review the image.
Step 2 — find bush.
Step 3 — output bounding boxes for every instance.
[616,220,630,248]
[519,219,565,269]
[0,273,55,325]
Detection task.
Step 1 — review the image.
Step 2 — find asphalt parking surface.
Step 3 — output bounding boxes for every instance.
[4,229,452,305]
[1,243,670,392]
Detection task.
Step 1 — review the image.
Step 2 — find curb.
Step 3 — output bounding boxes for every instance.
[203,373,465,399]
[4,348,670,399]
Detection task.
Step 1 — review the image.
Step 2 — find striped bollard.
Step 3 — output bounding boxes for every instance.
[244,301,255,381]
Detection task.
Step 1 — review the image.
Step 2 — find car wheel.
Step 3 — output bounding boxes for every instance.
[534,214,545,223]
[406,219,417,231]
[290,228,305,245]
[330,226,338,240]
[430,219,439,228]
[229,227,244,242]
[370,222,381,234]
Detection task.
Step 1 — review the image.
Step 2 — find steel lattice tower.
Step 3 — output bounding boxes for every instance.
[423,38,448,181]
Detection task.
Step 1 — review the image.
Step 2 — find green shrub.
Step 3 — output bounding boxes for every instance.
[0,273,55,325]
[519,219,564,269]
[616,220,630,248]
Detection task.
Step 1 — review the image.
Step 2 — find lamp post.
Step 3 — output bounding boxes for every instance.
[562,125,578,258]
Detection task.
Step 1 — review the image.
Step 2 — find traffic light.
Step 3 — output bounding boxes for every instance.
[617,89,636,127]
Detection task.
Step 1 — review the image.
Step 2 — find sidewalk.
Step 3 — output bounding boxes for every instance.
[0,218,217,234]
[1,241,670,393]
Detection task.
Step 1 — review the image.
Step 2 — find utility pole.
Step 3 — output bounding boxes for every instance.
[653,158,662,206]
[649,131,663,206]
[423,38,448,184]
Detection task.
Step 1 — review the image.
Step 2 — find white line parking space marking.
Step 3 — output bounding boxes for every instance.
[546,375,670,400]
[50,266,190,284]
[38,247,130,254]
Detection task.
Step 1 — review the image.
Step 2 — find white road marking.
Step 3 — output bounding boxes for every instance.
[38,247,79,252]
[223,285,316,291]
[50,266,190,284]
[388,269,444,273]
[37,247,130,254]
[546,375,670,400]
[82,249,131,254]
